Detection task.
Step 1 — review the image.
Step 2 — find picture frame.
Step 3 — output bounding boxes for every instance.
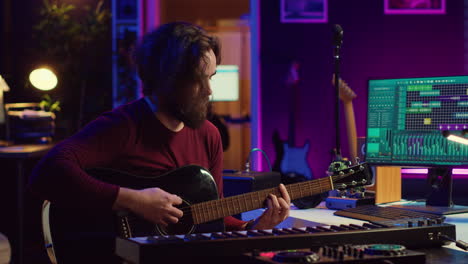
[384,0,446,15]
[281,0,328,23]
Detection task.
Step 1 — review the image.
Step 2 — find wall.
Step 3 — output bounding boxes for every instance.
[260,0,465,178]
[160,0,249,25]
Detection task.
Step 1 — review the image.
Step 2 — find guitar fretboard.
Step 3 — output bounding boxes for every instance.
[191,177,333,224]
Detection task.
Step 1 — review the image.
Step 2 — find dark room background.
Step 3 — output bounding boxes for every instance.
[259,0,466,179]
[1,0,468,263]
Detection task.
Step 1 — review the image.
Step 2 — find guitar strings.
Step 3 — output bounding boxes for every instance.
[176,179,334,220]
[177,181,330,212]
[176,171,365,221]
[124,170,365,223]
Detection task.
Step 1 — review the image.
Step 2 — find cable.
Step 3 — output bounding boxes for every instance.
[245,148,272,172]
[439,234,468,251]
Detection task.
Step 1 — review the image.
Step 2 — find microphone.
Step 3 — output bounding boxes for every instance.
[333,24,343,47]
[332,24,343,158]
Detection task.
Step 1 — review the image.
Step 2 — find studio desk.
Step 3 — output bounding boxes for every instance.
[115,203,468,264]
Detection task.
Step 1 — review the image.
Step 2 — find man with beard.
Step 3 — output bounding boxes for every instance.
[29,22,291,262]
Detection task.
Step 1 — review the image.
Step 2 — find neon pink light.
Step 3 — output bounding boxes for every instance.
[384,0,446,15]
[401,168,428,174]
[401,168,468,179]
[402,168,468,175]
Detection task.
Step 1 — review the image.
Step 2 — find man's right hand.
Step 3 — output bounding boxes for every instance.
[113,187,184,226]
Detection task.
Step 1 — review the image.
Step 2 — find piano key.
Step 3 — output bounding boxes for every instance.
[272,228,290,235]
[316,226,335,232]
[292,227,308,233]
[330,225,347,231]
[247,230,265,237]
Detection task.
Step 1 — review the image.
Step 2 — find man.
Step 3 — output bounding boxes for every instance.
[29,22,291,262]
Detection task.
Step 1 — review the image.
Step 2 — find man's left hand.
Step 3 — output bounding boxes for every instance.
[249,184,291,230]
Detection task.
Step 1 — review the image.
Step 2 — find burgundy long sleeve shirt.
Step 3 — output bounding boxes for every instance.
[29,98,245,229]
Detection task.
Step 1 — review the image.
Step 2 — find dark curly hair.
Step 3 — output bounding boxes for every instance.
[133,22,221,99]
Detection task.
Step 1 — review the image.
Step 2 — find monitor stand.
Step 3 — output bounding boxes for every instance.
[390,167,468,215]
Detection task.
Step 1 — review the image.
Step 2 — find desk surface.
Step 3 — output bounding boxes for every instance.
[242,202,468,263]
[0,144,53,158]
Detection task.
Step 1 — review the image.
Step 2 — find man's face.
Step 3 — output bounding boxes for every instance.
[170,49,217,128]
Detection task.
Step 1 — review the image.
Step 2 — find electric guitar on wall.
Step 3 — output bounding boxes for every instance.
[333,76,358,162]
[272,61,313,180]
[272,62,327,209]
[43,163,371,262]
[328,77,363,199]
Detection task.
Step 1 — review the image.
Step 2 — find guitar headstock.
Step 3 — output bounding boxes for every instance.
[332,75,356,103]
[330,163,372,190]
[286,61,300,86]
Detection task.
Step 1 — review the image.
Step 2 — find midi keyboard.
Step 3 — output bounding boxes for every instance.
[115,222,455,264]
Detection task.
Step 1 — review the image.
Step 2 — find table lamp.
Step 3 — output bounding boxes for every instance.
[29,67,58,91]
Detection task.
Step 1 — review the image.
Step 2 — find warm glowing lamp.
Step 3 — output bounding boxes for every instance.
[29,68,58,91]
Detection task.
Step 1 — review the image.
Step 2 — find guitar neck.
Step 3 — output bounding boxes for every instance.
[191,177,333,224]
[288,83,298,146]
[343,101,358,161]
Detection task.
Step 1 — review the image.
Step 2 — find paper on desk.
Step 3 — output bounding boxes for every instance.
[8,109,55,119]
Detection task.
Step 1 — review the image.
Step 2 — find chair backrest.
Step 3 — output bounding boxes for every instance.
[42,200,58,264]
[0,232,11,264]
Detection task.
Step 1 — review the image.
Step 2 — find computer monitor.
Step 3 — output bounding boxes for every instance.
[209,65,239,102]
[366,75,468,215]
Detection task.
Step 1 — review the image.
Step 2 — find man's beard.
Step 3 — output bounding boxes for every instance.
[169,92,210,129]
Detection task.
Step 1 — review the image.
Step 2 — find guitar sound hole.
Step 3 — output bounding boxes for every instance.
[156,199,194,235]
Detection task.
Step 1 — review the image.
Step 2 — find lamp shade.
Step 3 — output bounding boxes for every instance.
[29,68,58,91]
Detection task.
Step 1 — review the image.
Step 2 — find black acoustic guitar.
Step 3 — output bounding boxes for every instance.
[44,163,371,262]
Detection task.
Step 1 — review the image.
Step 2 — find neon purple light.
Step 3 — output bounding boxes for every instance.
[384,0,446,15]
[439,124,468,130]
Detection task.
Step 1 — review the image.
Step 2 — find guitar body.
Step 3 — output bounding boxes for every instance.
[280,140,312,179]
[48,165,223,263]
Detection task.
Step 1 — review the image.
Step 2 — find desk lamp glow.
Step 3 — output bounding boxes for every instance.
[29,68,58,91]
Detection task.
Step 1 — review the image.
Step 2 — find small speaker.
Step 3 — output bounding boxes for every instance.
[223,170,281,198]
